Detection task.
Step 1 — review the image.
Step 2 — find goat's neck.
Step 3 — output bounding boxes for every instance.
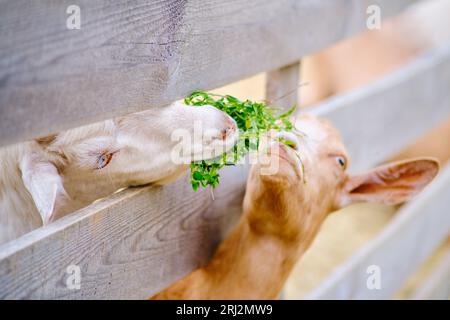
[159,190,326,299]
[202,195,326,298]
[204,221,305,299]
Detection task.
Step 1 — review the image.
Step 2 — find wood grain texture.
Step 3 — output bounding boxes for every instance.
[305,163,450,299]
[0,0,417,146]
[266,62,301,300]
[311,43,450,173]
[0,165,248,299]
[410,249,450,300]
[266,62,300,110]
[1,43,450,300]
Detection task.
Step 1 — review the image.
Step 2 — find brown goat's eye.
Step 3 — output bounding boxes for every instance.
[97,152,113,169]
[336,156,347,169]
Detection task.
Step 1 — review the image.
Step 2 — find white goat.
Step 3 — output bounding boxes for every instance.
[0,102,238,245]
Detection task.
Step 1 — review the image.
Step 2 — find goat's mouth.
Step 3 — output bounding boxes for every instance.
[271,131,300,159]
[190,128,239,161]
[270,143,299,166]
[262,141,303,182]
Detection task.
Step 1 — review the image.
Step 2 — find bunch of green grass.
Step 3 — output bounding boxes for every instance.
[184,91,296,191]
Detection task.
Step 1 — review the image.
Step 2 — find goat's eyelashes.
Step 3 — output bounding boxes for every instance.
[96,152,113,169]
[335,156,347,170]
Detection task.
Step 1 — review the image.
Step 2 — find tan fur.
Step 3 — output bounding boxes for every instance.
[151,114,439,300]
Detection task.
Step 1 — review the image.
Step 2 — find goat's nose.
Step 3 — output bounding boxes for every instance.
[220,116,237,140]
[221,126,233,140]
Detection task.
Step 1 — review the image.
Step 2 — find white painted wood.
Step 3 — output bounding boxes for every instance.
[310,42,450,173]
[266,61,302,301]
[266,62,301,111]
[410,249,450,300]
[0,0,417,147]
[305,163,450,300]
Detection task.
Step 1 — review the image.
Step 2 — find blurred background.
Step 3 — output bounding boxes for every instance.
[213,0,450,299]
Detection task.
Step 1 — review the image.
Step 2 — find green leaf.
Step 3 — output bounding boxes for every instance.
[185,91,297,191]
[279,105,296,118]
[193,171,204,181]
[225,95,239,103]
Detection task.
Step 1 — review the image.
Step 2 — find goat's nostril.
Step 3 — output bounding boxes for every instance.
[218,115,237,140]
[221,126,233,140]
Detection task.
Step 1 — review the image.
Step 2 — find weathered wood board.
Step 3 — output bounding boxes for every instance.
[0,166,248,299]
[410,248,450,300]
[266,62,300,110]
[0,0,417,146]
[2,43,450,299]
[4,1,450,300]
[311,43,450,173]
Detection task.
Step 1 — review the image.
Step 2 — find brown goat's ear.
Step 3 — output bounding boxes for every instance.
[339,158,439,207]
[20,153,68,225]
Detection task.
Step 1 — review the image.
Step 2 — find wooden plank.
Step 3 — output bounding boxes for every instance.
[305,163,450,299]
[0,0,417,146]
[265,61,301,301]
[0,165,248,299]
[410,249,450,300]
[266,62,300,110]
[2,42,450,300]
[310,42,450,173]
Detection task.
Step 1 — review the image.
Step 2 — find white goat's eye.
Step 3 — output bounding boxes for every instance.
[97,152,113,169]
[335,156,347,169]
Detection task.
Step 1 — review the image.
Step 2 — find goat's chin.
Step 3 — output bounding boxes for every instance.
[259,172,298,188]
[153,164,190,185]
[181,130,239,162]
[252,163,298,189]
[202,131,239,160]
[255,154,303,187]
[190,145,235,162]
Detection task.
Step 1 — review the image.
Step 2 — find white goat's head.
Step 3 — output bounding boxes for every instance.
[19,102,238,224]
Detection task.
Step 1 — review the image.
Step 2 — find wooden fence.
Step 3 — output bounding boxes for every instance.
[1,0,449,299]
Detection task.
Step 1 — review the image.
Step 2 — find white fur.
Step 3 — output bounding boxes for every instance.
[0,102,238,245]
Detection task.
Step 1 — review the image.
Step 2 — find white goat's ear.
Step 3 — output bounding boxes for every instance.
[20,153,67,225]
